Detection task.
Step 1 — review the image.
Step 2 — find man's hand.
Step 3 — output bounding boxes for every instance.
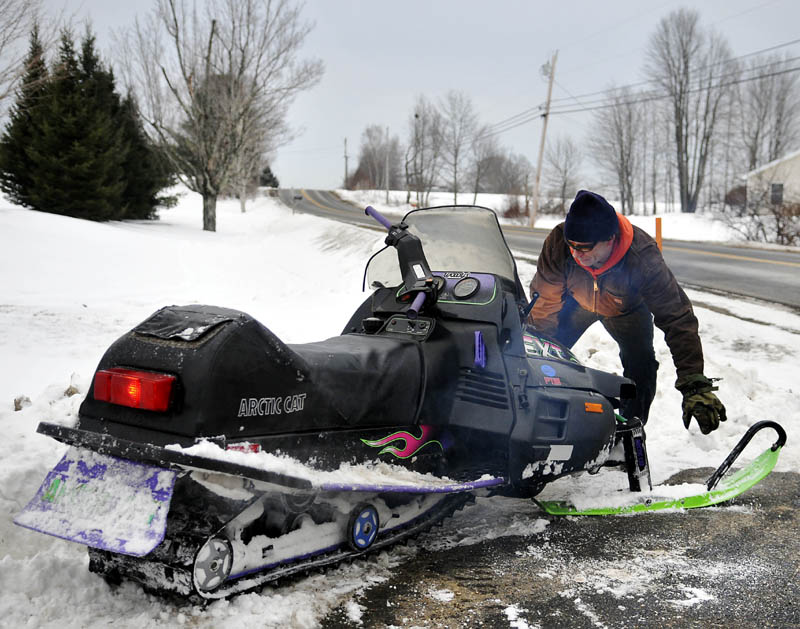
[676,374,727,434]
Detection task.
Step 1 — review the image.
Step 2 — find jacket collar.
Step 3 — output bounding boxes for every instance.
[570,213,634,277]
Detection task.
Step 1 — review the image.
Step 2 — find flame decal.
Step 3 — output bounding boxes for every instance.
[361,425,443,459]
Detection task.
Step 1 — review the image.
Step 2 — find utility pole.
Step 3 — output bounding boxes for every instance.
[343,138,349,188]
[385,126,390,204]
[531,50,558,228]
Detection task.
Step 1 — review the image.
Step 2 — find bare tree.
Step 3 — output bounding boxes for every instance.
[439,90,478,204]
[118,0,323,231]
[227,128,272,212]
[404,95,442,206]
[0,0,39,106]
[544,134,582,213]
[348,124,401,190]
[735,53,800,171]
[482,150,532,196]
[588,86,642,215]
[468,125,499,204]
[0,0,66,111]
[645,8,735,213]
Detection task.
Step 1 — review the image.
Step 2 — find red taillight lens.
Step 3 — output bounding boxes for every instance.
[93,368,176,412]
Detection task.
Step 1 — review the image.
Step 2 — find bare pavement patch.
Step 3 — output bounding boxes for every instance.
[322,471,799,628]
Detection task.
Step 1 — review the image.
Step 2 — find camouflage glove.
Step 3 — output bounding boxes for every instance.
[675,374,727,435]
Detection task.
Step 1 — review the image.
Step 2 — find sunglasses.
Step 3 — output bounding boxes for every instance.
[567,240,597,252]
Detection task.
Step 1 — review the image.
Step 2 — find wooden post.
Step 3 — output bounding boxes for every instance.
[655,217,663,251]
[530,50,558,229]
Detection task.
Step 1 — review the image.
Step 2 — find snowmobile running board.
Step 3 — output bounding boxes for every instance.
[536,421,786,516]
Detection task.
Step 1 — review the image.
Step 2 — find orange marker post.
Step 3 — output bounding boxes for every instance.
[655,217,663,251]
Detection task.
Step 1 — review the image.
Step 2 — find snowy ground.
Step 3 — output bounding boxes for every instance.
[335,188,749,244]
[0,190,797,628]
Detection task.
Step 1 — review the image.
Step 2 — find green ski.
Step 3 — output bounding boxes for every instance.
[536,420,786,516]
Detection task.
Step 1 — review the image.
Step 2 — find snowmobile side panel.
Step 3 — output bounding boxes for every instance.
[13,446,176,556]
[536,444,783,516]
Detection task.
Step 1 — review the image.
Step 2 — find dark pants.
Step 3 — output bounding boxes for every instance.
[555,297,659,424]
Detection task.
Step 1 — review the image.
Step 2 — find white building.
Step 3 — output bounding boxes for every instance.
[745,149,800,207]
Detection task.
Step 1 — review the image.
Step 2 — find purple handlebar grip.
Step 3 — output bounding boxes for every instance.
[407,292,426,319]
[365,205,393,231]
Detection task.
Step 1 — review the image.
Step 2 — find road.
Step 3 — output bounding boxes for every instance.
[279,188,800,310]
[320,470,799,628]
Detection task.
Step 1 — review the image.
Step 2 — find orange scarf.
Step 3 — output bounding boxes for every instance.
[571,213,634,278]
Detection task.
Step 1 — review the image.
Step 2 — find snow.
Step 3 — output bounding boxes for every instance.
[335,189,762,245]
[1,188,798,627]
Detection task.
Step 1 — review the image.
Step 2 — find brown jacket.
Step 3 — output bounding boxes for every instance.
[529,216,704,377]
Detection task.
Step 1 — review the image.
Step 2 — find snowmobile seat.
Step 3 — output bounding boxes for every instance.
[289,334,424,427]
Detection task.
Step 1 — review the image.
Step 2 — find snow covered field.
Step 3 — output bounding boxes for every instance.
[0,190,797,628]
[335,188,746,244]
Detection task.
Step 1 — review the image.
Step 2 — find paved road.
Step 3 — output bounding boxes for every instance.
[280,189,800,310]
[321,470,800,629]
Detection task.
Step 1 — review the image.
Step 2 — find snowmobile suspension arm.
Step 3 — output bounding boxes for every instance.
[705,420,787,491]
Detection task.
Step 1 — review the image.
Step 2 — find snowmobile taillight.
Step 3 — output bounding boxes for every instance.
[93,368,176,412]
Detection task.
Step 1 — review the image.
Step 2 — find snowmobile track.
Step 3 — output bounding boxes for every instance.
[89,489,477,603]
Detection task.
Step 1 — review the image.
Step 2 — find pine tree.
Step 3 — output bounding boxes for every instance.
[0,25,49,207]
[117,95,176,219]
[1,27,174,222]
[25,31,126,220]
[260,165,280,188]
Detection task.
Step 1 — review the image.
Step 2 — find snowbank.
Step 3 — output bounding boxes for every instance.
[334,188,763,245]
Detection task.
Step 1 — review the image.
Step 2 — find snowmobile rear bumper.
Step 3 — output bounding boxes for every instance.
[34,422,314,489]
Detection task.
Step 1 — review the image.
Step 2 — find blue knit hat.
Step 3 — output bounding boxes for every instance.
[564,190,618,242]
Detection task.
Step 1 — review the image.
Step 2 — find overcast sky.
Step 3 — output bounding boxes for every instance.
[44,0,800,190]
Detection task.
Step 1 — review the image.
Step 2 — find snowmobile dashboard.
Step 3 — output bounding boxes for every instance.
[431,272,495,305]
[368,272,502,322]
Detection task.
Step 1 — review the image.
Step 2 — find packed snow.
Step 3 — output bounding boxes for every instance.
[0,189,797,628]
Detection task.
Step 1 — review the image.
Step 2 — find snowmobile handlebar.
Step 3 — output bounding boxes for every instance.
[407,292,426,320]
[364,205,434,319]
[365,205,393,230]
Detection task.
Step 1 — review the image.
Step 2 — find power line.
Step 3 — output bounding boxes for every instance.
[549,65,800,116]
[546,55,800,114]
[548,36,800,107]
[478,42,800,140]
[475,64,800,140]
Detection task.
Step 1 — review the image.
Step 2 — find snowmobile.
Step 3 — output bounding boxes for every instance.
[15,204,786,600]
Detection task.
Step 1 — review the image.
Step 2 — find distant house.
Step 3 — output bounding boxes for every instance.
[744,149,800,207]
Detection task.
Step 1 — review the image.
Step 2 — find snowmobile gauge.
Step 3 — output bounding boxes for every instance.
[453,276,480,299]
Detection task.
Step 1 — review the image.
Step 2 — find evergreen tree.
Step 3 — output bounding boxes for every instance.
[0,25,48,207]
[25,31,127,220]
[117,95,176,219]
[0,27,173,222]
[260,165,279,188]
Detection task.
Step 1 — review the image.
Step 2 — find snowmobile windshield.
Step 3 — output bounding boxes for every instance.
[364,206,519,289]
